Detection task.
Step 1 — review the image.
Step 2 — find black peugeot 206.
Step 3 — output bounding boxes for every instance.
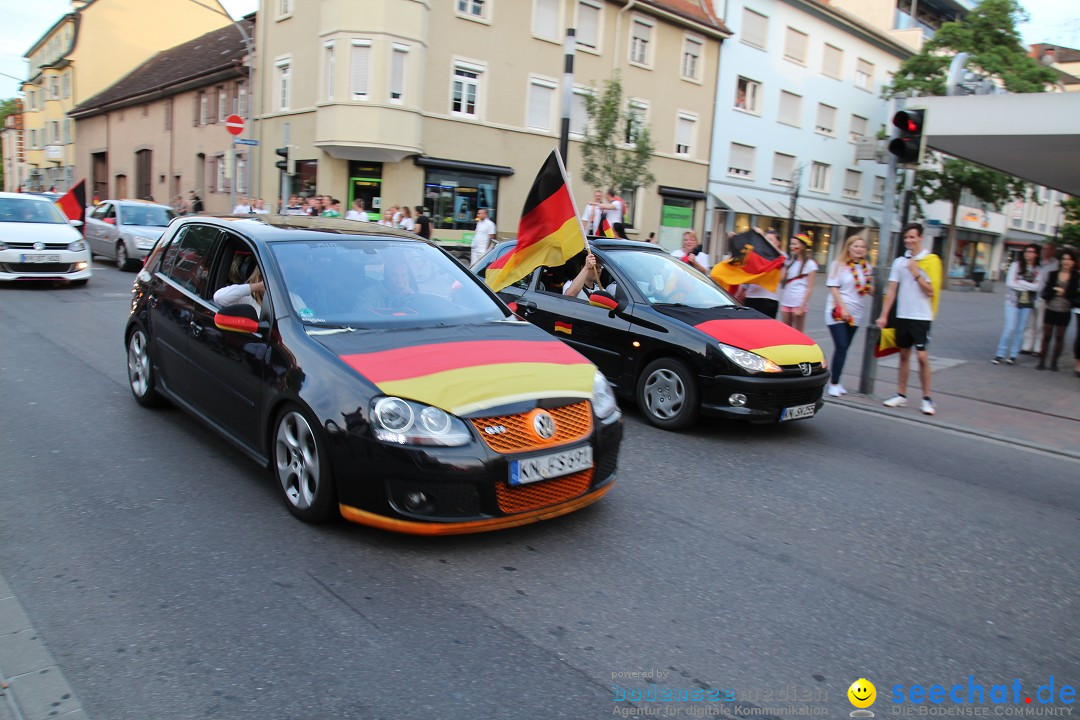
[124,216,622,534]
[475,238,829,430]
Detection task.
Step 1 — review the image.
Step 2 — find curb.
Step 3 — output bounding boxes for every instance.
[823,396,1080,462]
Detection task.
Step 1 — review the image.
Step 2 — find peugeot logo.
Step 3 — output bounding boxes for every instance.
[799,362,812,376]
[33,241,45,251]
[533,411,556,440]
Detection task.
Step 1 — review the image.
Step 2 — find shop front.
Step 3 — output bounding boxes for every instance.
[949,228,999,285]
[414,156,512,233]
[657,186,707,252]
[348,161,383,215]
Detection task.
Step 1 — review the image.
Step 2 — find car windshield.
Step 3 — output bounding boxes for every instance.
[608,248,738,308]
[0,198,69,224]
[271,238,508,328]
[121,205,176,227]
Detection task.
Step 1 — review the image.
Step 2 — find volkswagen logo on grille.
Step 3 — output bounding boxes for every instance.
[33,241,45,251]
[799,362,812,376]
[533,411,556,440]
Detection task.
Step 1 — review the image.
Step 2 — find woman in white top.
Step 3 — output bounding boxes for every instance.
[992,243,1041,365]
[779,234,818,331]
[398,206,415,232]
[824,235,873,397]
[213,266,264,312]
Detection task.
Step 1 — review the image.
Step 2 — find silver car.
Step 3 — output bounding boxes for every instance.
[85,200,176,270]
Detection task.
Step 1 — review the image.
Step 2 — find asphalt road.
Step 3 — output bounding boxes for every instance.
[1,262,1078,720]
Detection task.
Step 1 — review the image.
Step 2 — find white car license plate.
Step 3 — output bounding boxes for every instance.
[20,254,61,263]
[509,445,593,486]
[780,403,816,421]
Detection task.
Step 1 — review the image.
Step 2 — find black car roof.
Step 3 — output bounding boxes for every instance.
[492,237,662,253]
[175,215,423,243]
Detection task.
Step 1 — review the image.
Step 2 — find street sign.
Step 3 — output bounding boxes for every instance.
[234,138,259,146]
[225,114,244,136]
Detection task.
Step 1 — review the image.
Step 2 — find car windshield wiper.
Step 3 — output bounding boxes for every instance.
[305,323,358,335]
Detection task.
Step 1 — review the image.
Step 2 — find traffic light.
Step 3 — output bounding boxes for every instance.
[275,146,290,173]
[888,109,926,165]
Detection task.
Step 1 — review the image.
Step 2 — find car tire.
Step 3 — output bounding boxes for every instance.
[636,357,700,431]
[116,241,135,271]
[127,327,162,407]
[272,405,338,523]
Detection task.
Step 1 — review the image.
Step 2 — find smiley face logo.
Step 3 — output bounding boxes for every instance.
[848,679,877,709]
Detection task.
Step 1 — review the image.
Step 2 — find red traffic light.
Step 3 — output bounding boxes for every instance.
[889,109,926,165]
[892,110,924,134]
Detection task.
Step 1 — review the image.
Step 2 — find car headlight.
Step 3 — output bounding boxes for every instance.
[719,343,782,374]
[67,240,86,252]
[371,396,472,446]
[592,370,620,421]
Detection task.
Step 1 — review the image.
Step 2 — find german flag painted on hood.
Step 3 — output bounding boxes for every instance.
[711,230,785,292]
[486,150,586,292]
[338,338,595,416]
[695,318,824,365]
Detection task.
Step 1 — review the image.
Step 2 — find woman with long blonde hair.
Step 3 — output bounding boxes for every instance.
[779,233,817,331]
[824,233,873,397]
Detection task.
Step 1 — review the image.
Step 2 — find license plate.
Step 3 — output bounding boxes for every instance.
[20,254,61,263]
[509,445,593,486]
[780,403,816,421]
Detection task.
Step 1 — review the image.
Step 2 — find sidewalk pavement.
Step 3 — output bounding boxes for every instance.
[796,275,1079,461]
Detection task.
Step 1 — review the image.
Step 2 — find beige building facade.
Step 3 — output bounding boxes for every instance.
[17,0,231,193]
[253,0,728,242]
[71,21,254,213]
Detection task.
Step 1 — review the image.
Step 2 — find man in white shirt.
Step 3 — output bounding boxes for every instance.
[470,208,496,265]
[599,189,627,238]
[232,196,252,214]
[877,223,938,415]
[581,189,604,236]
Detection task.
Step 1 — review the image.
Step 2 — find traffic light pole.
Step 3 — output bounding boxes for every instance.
[858,97,904,396]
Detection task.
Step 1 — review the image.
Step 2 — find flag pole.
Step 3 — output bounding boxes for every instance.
[552,147,591,255]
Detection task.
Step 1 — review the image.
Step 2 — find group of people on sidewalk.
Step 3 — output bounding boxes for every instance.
[992,241,1079,376]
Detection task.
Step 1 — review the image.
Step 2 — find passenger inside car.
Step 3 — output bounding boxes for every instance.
[359,250,421,312]
[545,251,616,300]
[212,250,265,313]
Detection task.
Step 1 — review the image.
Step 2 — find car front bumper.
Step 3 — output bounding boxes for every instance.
[699,370,829,423]
[0,250,93,282]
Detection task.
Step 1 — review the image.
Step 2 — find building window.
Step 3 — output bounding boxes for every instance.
[391,44,408,102]
[778,90,802,127]
[325,44,335,101]
[570,87,590,135]
[872,176,885,203]
[533,0,559,40]
[624,99,647,144]
[425,167,499,231]
[62,72,70,98]
[735,77,761,114]
[452,63,482,117]
[63,119,71,144]
[456,0,487,20]
[675,113,696,156]
[278,0,291,17]
[629,18,653,66]
[217,85,227,122]
[216,154,227,192]
[815,103,836,136]
[576,1,601,49]
[822,43,843,79]
[783,27,808,64]
[855,58,874,91]
[29,129,37,149]
[237,82,247,118]
[843,169,862,199]
[276,59,291,111]
[236,155,247,194]
[741,8,768,50]
[50,121,60,144]
[527,77,556,131]
[28,91,36,111]
[772,152,795,186]
[682,36,703,81]
[351,41,371,99]
[198,91,208,125]
[809,161,830,192]
[51,76,59,99]
[729,142,755,178]
[850,114,868,142]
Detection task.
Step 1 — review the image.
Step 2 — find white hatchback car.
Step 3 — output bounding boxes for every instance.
[0,192,92,285]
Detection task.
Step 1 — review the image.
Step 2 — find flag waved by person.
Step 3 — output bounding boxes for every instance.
[710,229,784,293]
[55,179,87,231]
[598,216,617,238]
[876,251,943,357]
[485,150,586,292]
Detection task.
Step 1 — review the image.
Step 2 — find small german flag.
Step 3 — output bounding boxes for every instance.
[710,229,784,293]
[554,321,573,335]
[598,217,616,238]
[486,150,586,292]
[55,179,87,231]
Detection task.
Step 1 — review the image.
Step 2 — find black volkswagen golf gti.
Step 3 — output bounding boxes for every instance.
[125,216,622,534]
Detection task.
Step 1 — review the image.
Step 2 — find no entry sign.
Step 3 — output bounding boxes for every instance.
[225,114,244,136]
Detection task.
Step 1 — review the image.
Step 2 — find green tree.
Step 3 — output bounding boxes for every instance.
[0,97,18,192]
[580,72,655,202]
[1060,197,1080,248]
[888,0,1056,97]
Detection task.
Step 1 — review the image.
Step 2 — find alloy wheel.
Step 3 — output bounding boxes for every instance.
[128,330,150,398]
[275,411,320,510]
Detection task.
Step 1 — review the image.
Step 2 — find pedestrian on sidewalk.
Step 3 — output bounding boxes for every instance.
[877,223,941,416]
[1020,241,1059,357]
[779,233,817,332]
[824,235,872,397]
[993,243,1042,365]
[1036,249,1078,372]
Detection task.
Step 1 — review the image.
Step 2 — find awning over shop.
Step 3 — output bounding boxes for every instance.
[413,156,515,176]
[659,185,707,201]
[754,199,791,219]
[711,193,760,215]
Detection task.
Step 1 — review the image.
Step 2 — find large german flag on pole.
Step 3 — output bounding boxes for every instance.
[486,150,586,292]
[710,229,785,293]
[55,179,87,232]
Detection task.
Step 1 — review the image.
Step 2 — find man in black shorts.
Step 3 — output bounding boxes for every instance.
[877,223,938,415]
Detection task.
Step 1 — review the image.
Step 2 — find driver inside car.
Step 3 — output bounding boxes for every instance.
[359,250,417,311]
[562,252,616,300]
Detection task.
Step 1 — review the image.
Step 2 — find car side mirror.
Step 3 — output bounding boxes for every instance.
[214,304,260,334]
[588,290,625,316]
[68,219,83,228]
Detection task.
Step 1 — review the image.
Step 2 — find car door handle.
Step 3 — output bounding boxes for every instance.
[189,321,203,339]
[148,294,158,308]
[517,300,537,314]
